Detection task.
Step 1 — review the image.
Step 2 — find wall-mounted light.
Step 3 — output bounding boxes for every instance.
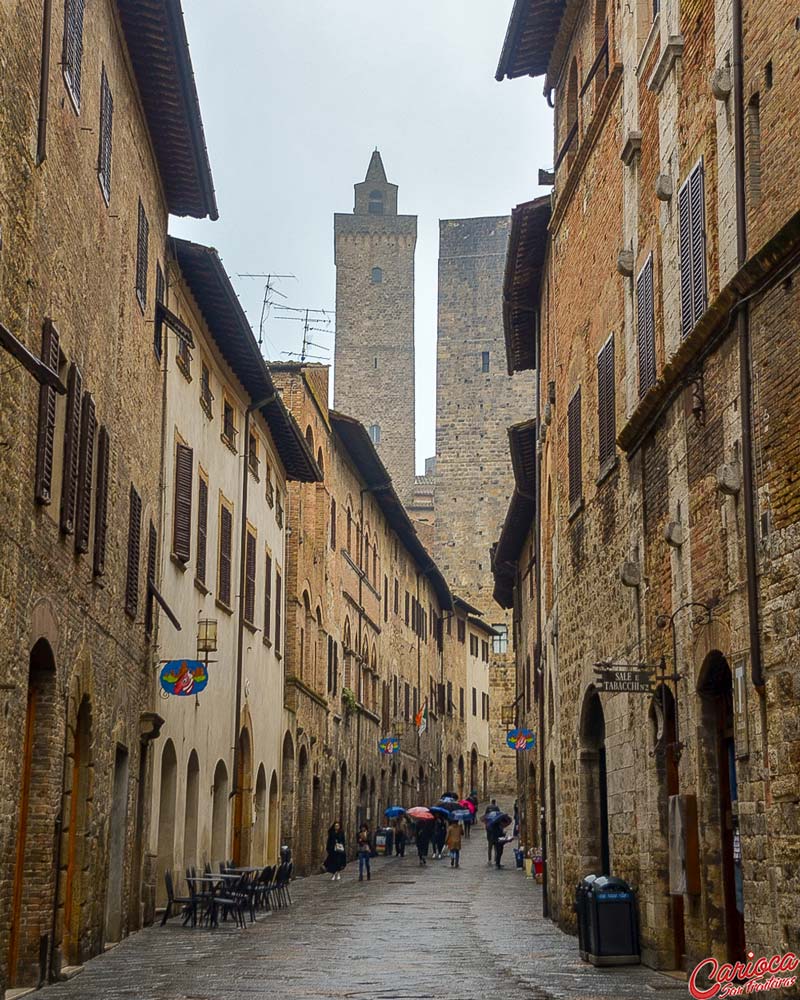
[197,619,218,653]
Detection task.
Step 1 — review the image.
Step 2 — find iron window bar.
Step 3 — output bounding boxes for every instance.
[554,121,579,173]
[580,33,610,99]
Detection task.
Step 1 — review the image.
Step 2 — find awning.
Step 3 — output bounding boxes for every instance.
[503,197,551,375]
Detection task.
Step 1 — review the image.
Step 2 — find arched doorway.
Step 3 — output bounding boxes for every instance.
[64,696,93,963]
[578,687,609,875]
[390,762,397,804]
[446,755,454,792]
[104,745,129,945]
[296,747,310,869]
[329,770,338,825]
[253,764,267,864]
[368,775,376,824]
[418,766,426,804]
[8,638,58,987]
[698,652,746,962]
[401,768,409,809]
[483,761,488,800]
[526,761,537,848]
[233,727,253,865]
[470,747,478,794]
[311,775,322,870]
[457,756,465,798]
[340,762,348,831]
[183,750,200,870]
[210,759,229,864]
[549,761,559,921]
[268,771,280,863]
[280,731,295,849]
[358,774,368,828]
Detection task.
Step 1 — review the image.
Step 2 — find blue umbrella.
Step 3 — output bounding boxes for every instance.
[384,806,405,819]
[451,809,472,822]
[430,806,451,818]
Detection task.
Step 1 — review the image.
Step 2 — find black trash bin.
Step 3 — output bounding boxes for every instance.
[574,875,597,962]
[584,876,640,966]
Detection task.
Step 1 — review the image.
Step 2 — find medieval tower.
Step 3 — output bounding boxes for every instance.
[334,152,417,502]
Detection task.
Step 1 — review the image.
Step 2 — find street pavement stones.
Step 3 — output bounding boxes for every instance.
[36,828,685,1000]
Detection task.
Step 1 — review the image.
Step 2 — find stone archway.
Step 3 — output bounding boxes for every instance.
[64,696,94,963]
[296,746,311,870]
[470,746,478,794]
[183,750,200,870]
[104,744,129,945]
[280,731,295,849]
[210,759,229,864]
[268,771,280,863]
[578,687,609,876]
[457,756,465,798]
[446,755,454,793]
[233,727,253,865]
[253,764,268,864]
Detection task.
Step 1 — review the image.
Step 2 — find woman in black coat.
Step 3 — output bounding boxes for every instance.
[324,821,347,880]
[415,820,433,867]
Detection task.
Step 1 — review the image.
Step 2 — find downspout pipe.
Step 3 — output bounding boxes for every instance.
[731,0,765,691]
[231,394,276,834]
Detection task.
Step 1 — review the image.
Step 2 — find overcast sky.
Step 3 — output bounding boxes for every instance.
[170,0,553,473]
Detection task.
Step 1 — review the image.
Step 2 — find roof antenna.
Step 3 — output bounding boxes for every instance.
[237,272,297,352]
[274,305,334,363]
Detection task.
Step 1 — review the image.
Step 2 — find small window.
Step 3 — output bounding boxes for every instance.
[62,0,86,109]
[369,423,381,445]
[177,332,192,381]
[200,362,214,417]
[637,258,656,395]
[98,66,113,202]
[371,267,383,283]
[678,159,707,339]
[368,190,384,215]
[492,624,508,654]
[597,334,616,467]
[248,430,259,479]
[265,463,274,508]
[472,687,477,717]
[154,263,165,359]
[568,388,583,510]
[481,351,490,373]
[135,198,149,310]
[222,399,237,450]
[457,618,466,644]
[330,496,337,549]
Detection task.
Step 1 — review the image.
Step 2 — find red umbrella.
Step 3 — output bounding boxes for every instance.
[459,799,476,814]
[407,806,435,822]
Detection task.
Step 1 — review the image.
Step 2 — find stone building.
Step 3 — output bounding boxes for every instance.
[0,0,215,991]
[495,0,800,976]
[334,152,417,504]
[435,216,533,796]
[147,239,319,904]
[270,364,454,873]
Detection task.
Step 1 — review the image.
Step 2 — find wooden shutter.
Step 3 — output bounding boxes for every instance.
[98,65,113,199]
[125,484,142,617]
[60,362,83,534]
[34,319,60,504]
[330,497,336,549]
[93,426,110,576]
[637,256,656,395]
[136,199,149,306]
[63,0,85,105]
[275,571,282,654]
[218,503,232,607]
[244,530,256,624]
[598,335,616,467]
[263,551,272,641]
[172,443,193,563]
[689,162,707,327]
[74,392,96,553]
[196,475,208,584]
[568,387,582,507]
[144,520,157,636]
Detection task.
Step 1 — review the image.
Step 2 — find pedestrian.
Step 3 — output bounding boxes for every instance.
[416,820,432,867]
[357,823,372,881]
[432,817,446,859]
[446,819,462,868]
[486,815,495,864]
[324,821,347,881]
[394,816,407,857]
[494,828,507,869]
[513,800,520,838]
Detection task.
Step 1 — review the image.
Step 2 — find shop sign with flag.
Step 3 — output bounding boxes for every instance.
[415,699,428,735]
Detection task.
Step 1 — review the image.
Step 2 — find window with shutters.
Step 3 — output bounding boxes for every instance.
[481,351,490,372]
[275,568,282,655]
[492,623,509,654]
[636,256,656,396]
[60,362,83,534]
[144,521,157,636]
[482,640,490,663]
[568,387,583,512]
[135,199,148,311]
[265,462,274,507]
[62,0,85,110]
[97,66,113,203]
[217,497,233,610]
[74,392,96,554]
[35,320,62,505]
[248,430,260,479]
[405,591,410,626]
[263,548,272,644]
[196,470,209,589]
[457,618,466,644]
[404,682,410,720]
[384,575,388,621]
[125,485,142,617]
[275,493,283,529]
[176,333,192,381]
[472,687,477,716]
[679,159,707,339]
[244,526,257,626]
[330,496,336,549]
[93,426,110,576]
[172,441,193,564]
[597,333,616,470]
[154,263,165,359]
[447,680,453,715]
[393,578,399,614]
[470,633,479,657]
[459,686,465,718]
[199,362,214,417]
[221,397,237,452]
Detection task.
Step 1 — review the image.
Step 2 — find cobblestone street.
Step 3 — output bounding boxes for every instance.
[37,829,685,1000]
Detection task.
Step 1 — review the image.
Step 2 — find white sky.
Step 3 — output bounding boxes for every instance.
[170,0,553,474]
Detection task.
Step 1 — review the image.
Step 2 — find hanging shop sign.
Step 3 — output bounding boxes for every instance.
[593,662,656,695]
[378,736,400,755]
[160,660,208,696]
[506,728,536,751]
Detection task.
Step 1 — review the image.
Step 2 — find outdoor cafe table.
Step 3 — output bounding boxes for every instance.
[187,875,231,928]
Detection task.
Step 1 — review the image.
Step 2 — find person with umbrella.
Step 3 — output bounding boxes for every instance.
[485,811,512,868]
[324,820,347,881]
[484,801,500,863]
[407,808,435,866]
[431,814,447,859]
[394,815,407,857]
[446,817,463,868]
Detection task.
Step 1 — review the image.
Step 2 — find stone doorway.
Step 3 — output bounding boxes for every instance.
[578,687,610,876]
[253,764,267,864]
[63,695,93,965]
[155,740,177,907]
[280,731,295,849]
[210,759,229,864]
[232,727,253,866]
[104,745,129,945]
[268,771,280,863]
[183,750,200,870]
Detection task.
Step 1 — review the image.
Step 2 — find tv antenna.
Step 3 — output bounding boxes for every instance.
[274,305,333,363]
[237,272,297,351]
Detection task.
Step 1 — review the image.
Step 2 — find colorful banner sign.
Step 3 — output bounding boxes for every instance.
[506,728,536,751]
[378,736,400,755]
[160,660,208,696]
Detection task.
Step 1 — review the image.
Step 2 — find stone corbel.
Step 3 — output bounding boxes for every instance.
[648,36,685,95]
[664,521,685,548]
[656,174,674,202]
[711,64,733,101]
[617,249,635,277]
[620,131,642,167]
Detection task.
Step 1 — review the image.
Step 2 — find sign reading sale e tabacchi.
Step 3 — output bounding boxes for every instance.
[593,663,656,695]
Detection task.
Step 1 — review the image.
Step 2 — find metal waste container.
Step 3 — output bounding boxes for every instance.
[583,876,640,966]
[375,827,394,856]
[574,875,597,962]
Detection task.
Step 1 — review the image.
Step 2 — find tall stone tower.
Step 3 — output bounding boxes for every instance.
[435,216,535,795]
[334,152,417,502]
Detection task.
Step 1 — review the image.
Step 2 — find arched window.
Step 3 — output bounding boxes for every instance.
[371,267,383,284]
[369,423,381,445]
[305,425,314,453]
[368,190,384,215]
[594,0,608,95]
[317,447,324,476]
[566,58,579,170]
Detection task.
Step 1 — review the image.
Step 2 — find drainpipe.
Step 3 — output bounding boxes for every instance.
[731,0,764,692]
[231,395,276,836]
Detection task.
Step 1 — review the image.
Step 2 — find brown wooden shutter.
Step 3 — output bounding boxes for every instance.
[689,162,707,327]
[637,256,656,395]
[93,426,110,576]
[172,443,193,563]
[196,475,208,585]
[136,199,149,306]
[98,65,113,199]
[244,530,256,623]
[679,179,693,338]
[598,335,616,467]
[74,392,96,553]
[60,362,83,534]
[568,387,582,507]
[144,520,157,636]
[125,484,142,616]
[34,319,60,504]
[63,0,85,104]
[275,570,282,654]
[263,551,272,641]
[218,504,232,607]
[330,496,336,549]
